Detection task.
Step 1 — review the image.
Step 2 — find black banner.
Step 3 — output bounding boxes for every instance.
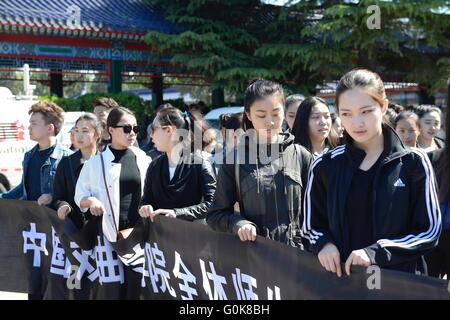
[0,199,449,300]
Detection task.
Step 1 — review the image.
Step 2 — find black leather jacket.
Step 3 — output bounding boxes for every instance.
[140,151,217,221]
[207,133,313,247]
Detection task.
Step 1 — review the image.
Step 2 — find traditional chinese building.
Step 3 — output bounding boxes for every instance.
[0,0,185,106]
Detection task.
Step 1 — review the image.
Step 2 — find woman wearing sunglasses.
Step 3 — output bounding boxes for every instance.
[138,106,217,224]
[75,106,152,299]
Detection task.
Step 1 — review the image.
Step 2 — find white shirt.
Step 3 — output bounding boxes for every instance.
[169,166,176,181]
[74,146,152,242]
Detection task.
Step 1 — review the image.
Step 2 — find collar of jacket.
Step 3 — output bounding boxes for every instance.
[243,131,295,153]
[344,124,409,167]
[102,144,148,162]
[69,150,85,168]
[50,142,71,159]
[29,142,69,159]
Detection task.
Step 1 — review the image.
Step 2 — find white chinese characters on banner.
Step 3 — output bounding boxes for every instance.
[145,242,176,297]
[173,251,197,300]
[94,236,124,284]
[50,228,71,277]
[199,259,227,300]
[70,242,99,282]
[232,268,258,300]
[22,223,48,267]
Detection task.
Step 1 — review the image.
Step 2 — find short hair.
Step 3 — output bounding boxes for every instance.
[93,97,119,110]
[28,101,65,136]
[285,94,305,112]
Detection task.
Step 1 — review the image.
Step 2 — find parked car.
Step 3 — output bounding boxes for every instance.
[204,106,244,129]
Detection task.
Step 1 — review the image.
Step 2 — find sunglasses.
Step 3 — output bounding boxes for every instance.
[113,124,140,134]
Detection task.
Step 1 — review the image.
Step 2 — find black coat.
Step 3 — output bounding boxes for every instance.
[302,125,441,273]
[207,133,313,247]
[140,151,217,221]
[51,150,90,228]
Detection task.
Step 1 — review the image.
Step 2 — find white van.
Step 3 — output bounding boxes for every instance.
[0,86,84,191]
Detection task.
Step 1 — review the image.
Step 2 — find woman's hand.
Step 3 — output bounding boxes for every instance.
[57,205,71,220]
[88,197,105,216]
[237,224,257,242]
[318,243,342,277]
[148,208,176,222]
[37,193,53,206]
[139,205,154,218]
[345,249,371,276]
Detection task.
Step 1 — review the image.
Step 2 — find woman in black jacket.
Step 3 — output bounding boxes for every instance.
[139,107,217,222]
[206,79,313,247]
[50,112,101,300]
[426,78,450,293]
[302,69,441,276]
[52,113,101,226]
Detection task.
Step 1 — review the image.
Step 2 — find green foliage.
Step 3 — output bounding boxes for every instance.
[146,0,450,98]
[38,93,150,127]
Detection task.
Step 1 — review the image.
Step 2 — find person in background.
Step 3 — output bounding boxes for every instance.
[416,105,445,152]
[383,107,398,128]
[394,111,420,148]
[93,97,119,152]
[331,112,345,139]
[389,102,405,114]
[214,112,244,174]
[285,94,305,131]
[291,96,338,157]
[69,126,80,151]
[426,78,450,289]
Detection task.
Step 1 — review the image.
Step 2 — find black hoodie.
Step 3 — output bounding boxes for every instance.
[302,125,441,273]
[207,132,313,247]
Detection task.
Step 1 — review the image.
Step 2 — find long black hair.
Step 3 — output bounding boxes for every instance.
[243,79,285,131]
[291,96,337,153]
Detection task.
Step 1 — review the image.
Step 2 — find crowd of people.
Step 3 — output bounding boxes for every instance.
[1,68,449,299]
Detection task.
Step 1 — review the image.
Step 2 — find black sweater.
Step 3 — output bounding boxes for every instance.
[110,147,141,229]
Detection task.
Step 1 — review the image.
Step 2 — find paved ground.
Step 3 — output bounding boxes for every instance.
[0,291,27,300]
